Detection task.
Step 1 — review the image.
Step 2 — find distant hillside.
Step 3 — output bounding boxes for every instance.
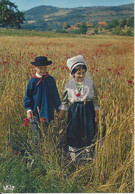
[22,3,134,31]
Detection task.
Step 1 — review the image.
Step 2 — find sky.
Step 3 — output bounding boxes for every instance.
[10,0,134,11]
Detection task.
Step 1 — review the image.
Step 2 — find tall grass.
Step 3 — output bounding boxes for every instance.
[0,34,134,192]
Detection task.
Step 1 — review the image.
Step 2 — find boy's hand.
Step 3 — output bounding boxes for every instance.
[27,110,33,119]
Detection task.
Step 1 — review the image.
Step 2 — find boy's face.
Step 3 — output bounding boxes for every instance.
[73,68,86,82]
[34,66,47,76]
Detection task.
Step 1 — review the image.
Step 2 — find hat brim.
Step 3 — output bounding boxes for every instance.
[31,61,52,66]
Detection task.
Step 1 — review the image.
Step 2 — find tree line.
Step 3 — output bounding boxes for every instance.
[106,17,134,29]
[99,17,134,36]
[61,17,134,36]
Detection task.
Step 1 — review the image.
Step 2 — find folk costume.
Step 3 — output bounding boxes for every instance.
[23,56,61,147]
[23,72,60,122]
[59,55,99,161]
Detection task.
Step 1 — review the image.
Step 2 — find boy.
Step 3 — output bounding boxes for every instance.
[23,56,61,148]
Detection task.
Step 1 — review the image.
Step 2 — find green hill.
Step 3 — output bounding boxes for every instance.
[22,3,134,31]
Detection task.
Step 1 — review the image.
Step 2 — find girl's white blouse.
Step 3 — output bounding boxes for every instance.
[66,78,94,102]
[59,78,99,111]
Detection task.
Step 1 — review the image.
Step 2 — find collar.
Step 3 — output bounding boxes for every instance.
[32,72,50,86]
[36,72,46,78]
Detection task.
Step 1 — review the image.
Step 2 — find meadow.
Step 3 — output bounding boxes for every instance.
[0,31,134,193]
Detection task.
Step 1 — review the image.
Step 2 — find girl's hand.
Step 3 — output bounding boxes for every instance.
[58,110,65,119]
[27,110,33,119]
[95,110,99,124]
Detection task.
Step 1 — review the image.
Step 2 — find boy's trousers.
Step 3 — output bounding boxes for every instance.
[30,116,49,152]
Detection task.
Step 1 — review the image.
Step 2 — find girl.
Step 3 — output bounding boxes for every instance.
[59,55,99,161]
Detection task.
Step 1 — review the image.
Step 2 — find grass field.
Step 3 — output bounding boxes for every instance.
[0,31,134,193]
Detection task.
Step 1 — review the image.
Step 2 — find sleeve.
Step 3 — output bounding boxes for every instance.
[92,83,99,111]
[59,89,69,111]
[23,80,34,111]
[52,79,61,113]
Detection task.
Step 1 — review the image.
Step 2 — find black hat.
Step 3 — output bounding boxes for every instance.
[31,56,52,66]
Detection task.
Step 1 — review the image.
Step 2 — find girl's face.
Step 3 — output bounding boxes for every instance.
[34,66,47,76]
[73,68,86,82]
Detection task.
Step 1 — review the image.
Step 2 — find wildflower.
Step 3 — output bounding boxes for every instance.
[15,60,20,65]
[14,151,18,155]
[4,61,8,64]
[17,96,22,99]
[22,122,29,127]
[107,68,111,71]
[22,118,30,126]
[61,67,68,70]
[128,80,133,84]
[119,67,124,71]
[76,93,81,97]
[41,118,46,122]
[24,118,30,123]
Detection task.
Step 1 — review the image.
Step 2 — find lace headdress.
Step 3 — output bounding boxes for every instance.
[67,55,92,81]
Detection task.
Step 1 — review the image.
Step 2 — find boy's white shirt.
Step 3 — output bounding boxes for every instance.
[36,72,43,78]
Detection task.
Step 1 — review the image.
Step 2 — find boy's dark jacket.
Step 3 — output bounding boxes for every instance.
[23,75,61,122]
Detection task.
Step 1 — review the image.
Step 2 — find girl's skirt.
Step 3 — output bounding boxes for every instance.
[67,101,96,160]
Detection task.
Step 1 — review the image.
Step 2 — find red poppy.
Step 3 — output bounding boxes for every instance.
[24,118,30,123]
[61,67,68,70]
[17,96,22,99]
[14,151,18,155]
[76,93,81,97]
[22,122,29,126]
[128,80,133,84]
[41,118,46,122]
[107,68,111,71]
[4,61,8,64]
